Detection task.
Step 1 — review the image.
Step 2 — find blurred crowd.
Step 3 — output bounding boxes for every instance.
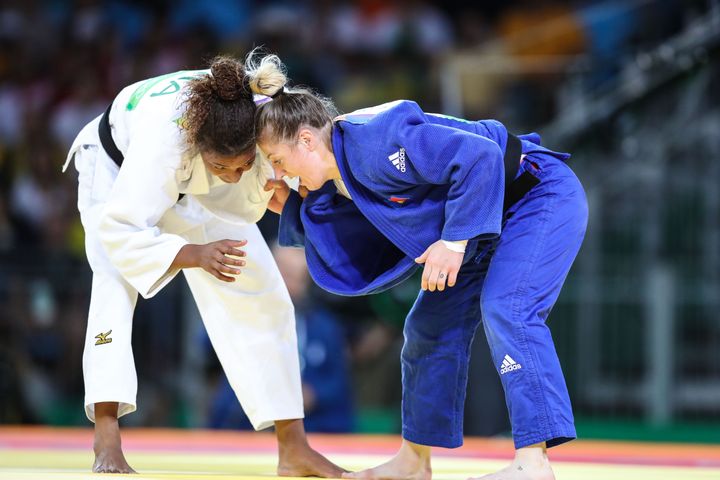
[0,0,705,433]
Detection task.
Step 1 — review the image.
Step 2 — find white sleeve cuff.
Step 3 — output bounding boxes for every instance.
[441,239,467,253]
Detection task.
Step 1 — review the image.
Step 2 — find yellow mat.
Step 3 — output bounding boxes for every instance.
[2,449,720,480]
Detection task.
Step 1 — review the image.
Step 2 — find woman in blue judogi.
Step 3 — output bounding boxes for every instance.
[259,91,588,480]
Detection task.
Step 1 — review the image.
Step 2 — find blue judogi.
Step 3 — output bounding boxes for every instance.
[279,100,588,449]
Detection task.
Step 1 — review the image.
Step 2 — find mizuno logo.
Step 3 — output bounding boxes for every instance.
[500,354,522,374]
[388,148,407,172]
[95,330,113,346]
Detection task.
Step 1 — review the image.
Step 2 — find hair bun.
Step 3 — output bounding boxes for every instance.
[210,57,247,101]
[243,48,288,98]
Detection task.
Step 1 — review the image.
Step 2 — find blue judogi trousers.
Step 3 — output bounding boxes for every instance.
[401,153,588,449]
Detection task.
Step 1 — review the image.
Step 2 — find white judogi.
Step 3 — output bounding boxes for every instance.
[63,71,302,429]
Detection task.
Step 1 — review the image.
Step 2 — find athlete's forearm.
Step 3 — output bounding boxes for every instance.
[171,244,200,270]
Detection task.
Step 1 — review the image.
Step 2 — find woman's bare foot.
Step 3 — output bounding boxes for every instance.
[92,402,136,474]
[468,443,554,480]
[275,419,346,477]
[343,439,431,480]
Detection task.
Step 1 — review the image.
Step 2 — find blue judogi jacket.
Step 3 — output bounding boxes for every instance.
[279,100,569,296]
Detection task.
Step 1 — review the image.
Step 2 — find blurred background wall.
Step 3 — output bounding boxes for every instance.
[0,0,718,444]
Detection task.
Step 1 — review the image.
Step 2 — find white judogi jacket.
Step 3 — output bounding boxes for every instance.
[64,70,274,298]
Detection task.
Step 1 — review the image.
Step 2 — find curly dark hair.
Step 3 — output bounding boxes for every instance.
[183,56,256,156]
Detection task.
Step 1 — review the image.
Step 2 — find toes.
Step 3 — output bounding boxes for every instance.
[93,463,135,474]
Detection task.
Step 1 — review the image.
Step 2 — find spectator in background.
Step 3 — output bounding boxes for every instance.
[9,141,72,246]
[209,244,355,433]
[492,0,587,127]
[0,196,13,250]
[575,0,636,80]
[50,71,107,149]
[168,0,252,44]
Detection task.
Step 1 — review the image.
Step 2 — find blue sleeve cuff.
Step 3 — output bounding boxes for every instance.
[278,190,306,247]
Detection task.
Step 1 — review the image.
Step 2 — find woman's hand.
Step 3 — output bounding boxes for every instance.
[173,240,247,282]
[264,179,291,214]
[264,180,309,214]
[415,240,464,292]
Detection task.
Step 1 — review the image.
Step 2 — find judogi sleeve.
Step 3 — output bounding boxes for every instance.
[379,101,506,242]
[278,190,306,247]
[98,114,188,299]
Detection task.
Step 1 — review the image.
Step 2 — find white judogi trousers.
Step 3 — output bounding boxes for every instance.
[72,143,303,430]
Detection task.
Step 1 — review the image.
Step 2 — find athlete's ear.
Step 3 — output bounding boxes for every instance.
[298,129,314,150]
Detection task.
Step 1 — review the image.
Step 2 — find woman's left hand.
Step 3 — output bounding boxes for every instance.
[415,240,464,292]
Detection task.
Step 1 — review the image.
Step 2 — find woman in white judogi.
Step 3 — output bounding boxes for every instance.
[63,52,343,476]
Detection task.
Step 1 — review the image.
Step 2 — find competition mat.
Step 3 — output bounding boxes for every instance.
[1,427,719,479]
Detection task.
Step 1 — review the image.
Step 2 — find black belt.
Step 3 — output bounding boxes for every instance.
[98,104,124,168]
[503,133,539,212]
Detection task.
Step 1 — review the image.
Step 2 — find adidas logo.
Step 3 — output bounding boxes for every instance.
[388,148,407,172]
[500,354,522,374]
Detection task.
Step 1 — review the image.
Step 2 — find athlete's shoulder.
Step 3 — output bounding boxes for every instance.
[121,69,208,113]
[335,99,424,125]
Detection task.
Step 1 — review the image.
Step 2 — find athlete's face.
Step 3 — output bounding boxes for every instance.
[259,131,328,191]
[202,148,256,183]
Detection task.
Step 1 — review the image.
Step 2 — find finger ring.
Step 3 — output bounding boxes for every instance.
[439,273,445,279]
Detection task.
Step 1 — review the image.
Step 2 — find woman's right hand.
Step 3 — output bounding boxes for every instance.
[264,179,290,214]
[173,240,247,282]
[264,179,309,214]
